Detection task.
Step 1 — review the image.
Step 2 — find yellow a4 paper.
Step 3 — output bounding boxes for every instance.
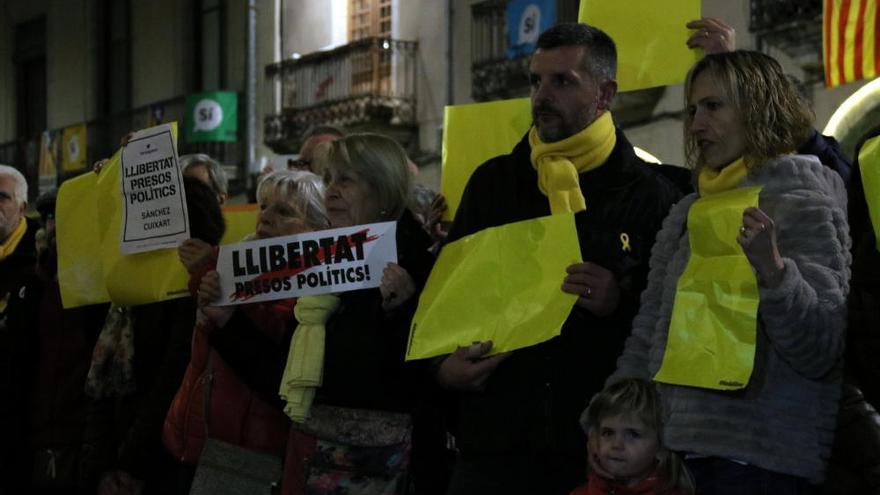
[654,186,762,390]
[859,135,880,251]
[57,122,260,308]
[441,98,532,221]
[406,214,580,361]
[579,0,701,92]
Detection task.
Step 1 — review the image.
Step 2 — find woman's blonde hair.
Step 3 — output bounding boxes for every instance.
[581,379,694,494]
[683,50,814,169]
[256,169,329,230]
[316,133,412,222]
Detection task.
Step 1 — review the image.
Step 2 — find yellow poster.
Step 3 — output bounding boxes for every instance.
[56,121,264,308]
[579,0,701,92]
[61,123,88,172]
[93,125,189,305]
[57,172,111,308]
[406,214,580,361]
[859,135,880,251]
[654,186,762,390]
[220,204,260,244]
[38,131,58,178]
[441,98,532,221]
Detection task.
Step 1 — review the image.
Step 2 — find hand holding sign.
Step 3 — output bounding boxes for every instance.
[380,262,416,312]
[685,17,736,54]
[737,207,785,288]
[179,238,216,274]
[198,270,234,327]
[562,262,621,317]
[437,341,511,391]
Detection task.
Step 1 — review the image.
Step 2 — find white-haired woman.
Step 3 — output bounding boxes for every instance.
[162,170,329,493]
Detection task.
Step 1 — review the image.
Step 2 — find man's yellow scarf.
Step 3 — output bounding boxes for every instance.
[697,158,749,196]
[529,111,616,214]
[0,217,26,261]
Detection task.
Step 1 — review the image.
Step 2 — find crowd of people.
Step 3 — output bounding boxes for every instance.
[0,15,878,495]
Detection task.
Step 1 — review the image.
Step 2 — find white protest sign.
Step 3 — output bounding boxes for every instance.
[120,124,190,254]
[215,221,398,306]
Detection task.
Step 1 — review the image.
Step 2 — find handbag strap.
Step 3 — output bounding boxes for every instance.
[202,352,214,437]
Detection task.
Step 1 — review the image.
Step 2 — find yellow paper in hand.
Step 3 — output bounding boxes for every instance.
[57,172,111,308]
[220,204,259,244]
[441,98,532,221]
[654,186,762,390]
[579,0,701,92]
[858,135,880,251]
[98,123,191,306]
[405,214,580,361]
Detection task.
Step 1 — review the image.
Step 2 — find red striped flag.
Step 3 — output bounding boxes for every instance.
[824,0,879,87]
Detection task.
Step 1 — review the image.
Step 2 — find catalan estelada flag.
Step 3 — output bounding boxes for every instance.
[824,0,879,87]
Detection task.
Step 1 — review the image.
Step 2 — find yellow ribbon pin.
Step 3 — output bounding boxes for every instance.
[620,233,631,252]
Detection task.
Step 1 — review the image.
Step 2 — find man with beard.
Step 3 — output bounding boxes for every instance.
[434,23,682,495]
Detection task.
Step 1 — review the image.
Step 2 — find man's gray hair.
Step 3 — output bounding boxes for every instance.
[179,153,228,195]
[536,23,617,83]
[0,164,28,206]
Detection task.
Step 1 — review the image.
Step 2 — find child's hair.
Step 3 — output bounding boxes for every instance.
[581,379,694,495]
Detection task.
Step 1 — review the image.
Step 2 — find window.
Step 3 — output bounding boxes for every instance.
[349,0,393,94]
[104,0,131,115]
[14,17,47,139]
[197,0,227,91]
[348,0,392,41]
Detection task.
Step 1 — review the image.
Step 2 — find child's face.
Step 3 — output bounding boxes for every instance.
[596,413,660,485]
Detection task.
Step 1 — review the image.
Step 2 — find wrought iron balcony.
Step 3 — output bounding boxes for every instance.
[264,37,418,152]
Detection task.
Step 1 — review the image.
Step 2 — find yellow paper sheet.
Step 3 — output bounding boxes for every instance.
[405,214,581,361]
[441,98,532,221]
[57,172,111,308]
[579,0,701,92]
[220,204,260,244]
[654,186,762,390]
[859,135,880,251]
[57,122,262,308]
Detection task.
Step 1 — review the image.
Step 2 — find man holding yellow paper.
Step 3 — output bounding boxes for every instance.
[609,52,850,493]
[436,24,682,494]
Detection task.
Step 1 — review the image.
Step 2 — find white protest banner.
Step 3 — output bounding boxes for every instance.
[120,124,190,254]
[215,221,398,306]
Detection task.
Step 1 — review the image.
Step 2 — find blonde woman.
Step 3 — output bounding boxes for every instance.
[609,51,850,494]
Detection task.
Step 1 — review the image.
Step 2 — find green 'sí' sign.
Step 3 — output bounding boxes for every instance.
[184,91,238,143]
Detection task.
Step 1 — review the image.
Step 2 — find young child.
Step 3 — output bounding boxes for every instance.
[571,378,694,495]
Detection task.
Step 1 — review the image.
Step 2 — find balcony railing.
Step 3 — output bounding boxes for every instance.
[264,37,418,151]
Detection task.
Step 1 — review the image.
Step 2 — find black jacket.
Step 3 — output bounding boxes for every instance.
[445,129,681,477]
[1,273,108,493]
[0,216,38,317]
